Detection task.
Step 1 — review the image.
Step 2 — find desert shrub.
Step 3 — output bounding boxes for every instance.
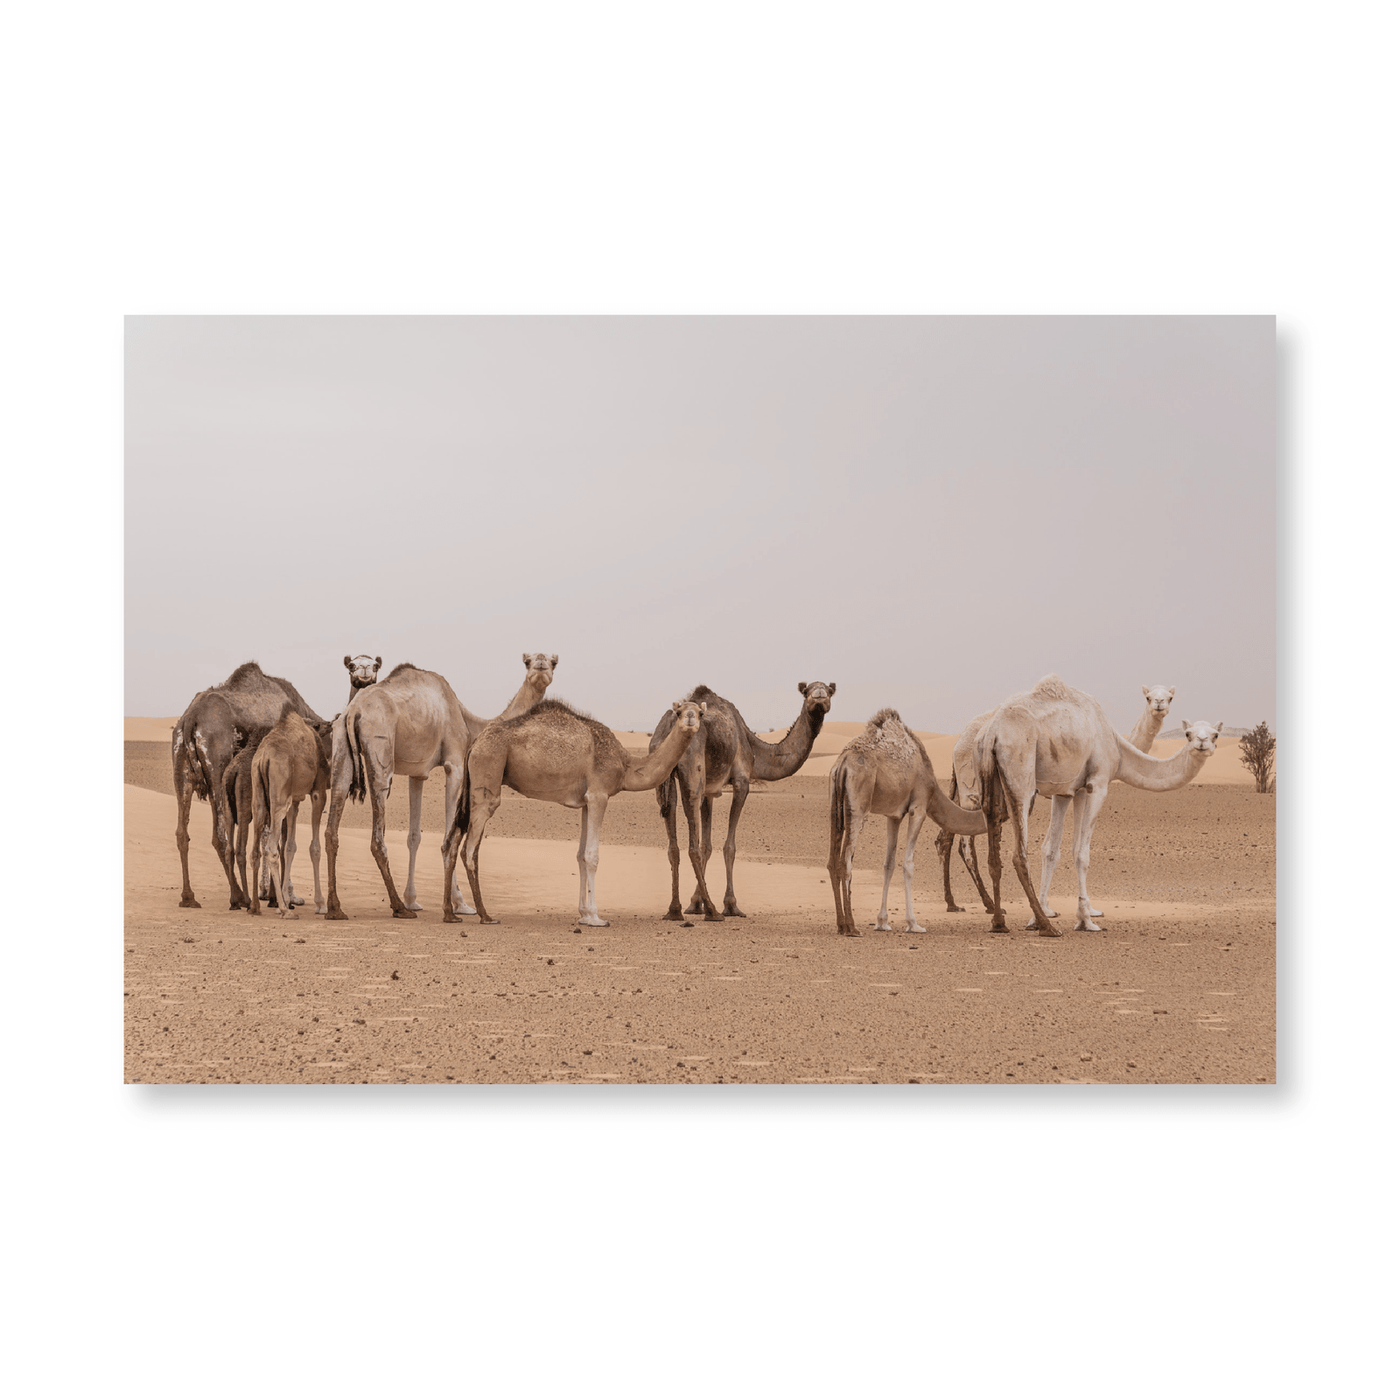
[1239,720,1276,794]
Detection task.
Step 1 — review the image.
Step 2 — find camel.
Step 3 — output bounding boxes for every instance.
[344,654,382,703]
[936,682,1178,916]
[248,708,334,918]
[825,709,987,936]
[323,653,557,920]
[447,697,708,928]
[975,675,1221,935]
[651,681,836,922]
[171,662,325,909]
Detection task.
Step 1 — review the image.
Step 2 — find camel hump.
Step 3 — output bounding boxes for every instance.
[1031,674,1073,702]
[224,660,268,688]
[869,707,903,729]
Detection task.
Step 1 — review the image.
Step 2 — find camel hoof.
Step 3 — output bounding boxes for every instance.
[405,900,423,912]
[662,910,686,922]
[1088,907,1104,918]
[1039,928,1065,938]
[443,913,462,924]
[393,909,418,920]
[289,894,305,907]
[314,904,327,915]
[579,917,610,928]
[904,922,927,934]
[478,917,500,926]
[945,904,964,913]
[840,929,863,938]
[453,904,477,916]
[1074,920,1102,933]
[280,910,299,921]
[324,909,349,921]
[724,908,747,918]
[873,921,893,932]
[704,912,726,923]
[248,907,261,918]
[179,897,202,909]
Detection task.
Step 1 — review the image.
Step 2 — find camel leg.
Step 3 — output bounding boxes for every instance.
[901,810,928,934]
[1071,784,1110,931]
[961,837,995,913]
[367,768,415,919]
[985,807,1007,933]
[717,778,748,918]
[458,782,502,925]
[323,759,351,921]
[936,827,963,913]
[660,774,685,920]
[1007,785,1056,936]
[1071,789,1104,918]
[1026,794,1070,928]
[174,749,202,908]
[308,788,327,914]
[211,768,246,910]
[276,799,301,920]
[684,797,714,915]
[402,775,425,911]
[248,794,264,918]
[826,775,850,934]
[840,810,867,936]
[874,816,900,932]
[439,762,475,916]
[578,792,611,927]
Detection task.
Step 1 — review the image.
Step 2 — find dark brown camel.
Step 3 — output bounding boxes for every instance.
[171,661,325,909]
[651,681,835,921]
[344,654,382,704]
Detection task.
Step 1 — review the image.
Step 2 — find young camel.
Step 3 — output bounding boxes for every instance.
[936,682,1177,915]
[826,709,987,936]
[248,708,334,919]
[975,675,1221,935]
[447,697,708,928]
[324,654,557,920]
[652,681,835,922]
[344,654,382,704]
[171,661,325,909]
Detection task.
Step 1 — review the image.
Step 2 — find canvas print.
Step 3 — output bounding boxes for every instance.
[124,316,1275,1084]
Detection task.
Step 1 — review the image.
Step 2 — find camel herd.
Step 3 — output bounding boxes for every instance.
[170,657,1221,938]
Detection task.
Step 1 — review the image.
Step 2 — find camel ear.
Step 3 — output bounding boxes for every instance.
[550,654,558,667]
[671,701,682,714]
[1142,686,1150,698]
[698,702,707,715]
[1215,721,1224,736]
[1168,688,1175,698]
[344,656,353,670]
[374,657,381,670]
[523,654,532,667]
[797,682,808,695]
[828,682,836,694]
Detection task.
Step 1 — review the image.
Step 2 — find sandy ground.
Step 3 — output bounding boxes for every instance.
[125,731,1275,1085]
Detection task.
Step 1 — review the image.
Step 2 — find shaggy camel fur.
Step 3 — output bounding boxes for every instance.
[652,681,835,922]
[324,654,556,920]
[448,698,708,928]
[248,709,333,918]
[976,675,1220,935]
[344,654,382,704]
[936,682,1177,916]
[171,662,324,909]
[826,709,987,936]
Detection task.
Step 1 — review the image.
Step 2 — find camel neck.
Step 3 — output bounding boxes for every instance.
[1125,709,1166,751]
[500,680,546,722]
[1114,734,1210,792]
[624,720,697,791]
[748,704,826,782]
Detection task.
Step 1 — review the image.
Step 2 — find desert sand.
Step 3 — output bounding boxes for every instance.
[126,726,1275,1086]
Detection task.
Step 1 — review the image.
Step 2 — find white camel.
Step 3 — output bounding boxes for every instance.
[975,675,1220,934]
[938,681,1178,917]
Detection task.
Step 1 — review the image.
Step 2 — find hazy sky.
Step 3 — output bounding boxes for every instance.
[125,317,1274,733]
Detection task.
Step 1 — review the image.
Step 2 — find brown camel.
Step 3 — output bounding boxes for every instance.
[323,653,557,920]
[171,662,325,909]
[447,697,708,927]
[248,708,334,918]
[344,654,382,704]
[651,681,835,922]
[826,709,987,936]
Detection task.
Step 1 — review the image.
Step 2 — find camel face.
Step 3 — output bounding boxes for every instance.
[345,655,382,689]
[1142,684,1175,717]
[1181,721,1223,754]
[798,681,836,715]
[522,653,558,690]
[671,699,706,735]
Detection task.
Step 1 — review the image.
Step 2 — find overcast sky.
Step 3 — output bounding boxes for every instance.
[125,316,1274,733]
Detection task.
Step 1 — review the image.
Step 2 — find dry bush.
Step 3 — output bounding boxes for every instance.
[1239,720,1276,794]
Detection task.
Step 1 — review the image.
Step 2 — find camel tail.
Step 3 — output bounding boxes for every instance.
[829,757,849,840]
[180,722,213,802]
[451,771,473,839]
[254,751,272,835]
[347,712,367,804]
[656,768,677,821]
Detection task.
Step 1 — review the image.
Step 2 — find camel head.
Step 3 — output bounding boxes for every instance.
[345,655,382,691]
[1142,684,1175,718]
[1181,721,1224,755]
[311,717,336,761]
[797,681,836,715]
[522,652,559,696]
[670,698,708,736]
